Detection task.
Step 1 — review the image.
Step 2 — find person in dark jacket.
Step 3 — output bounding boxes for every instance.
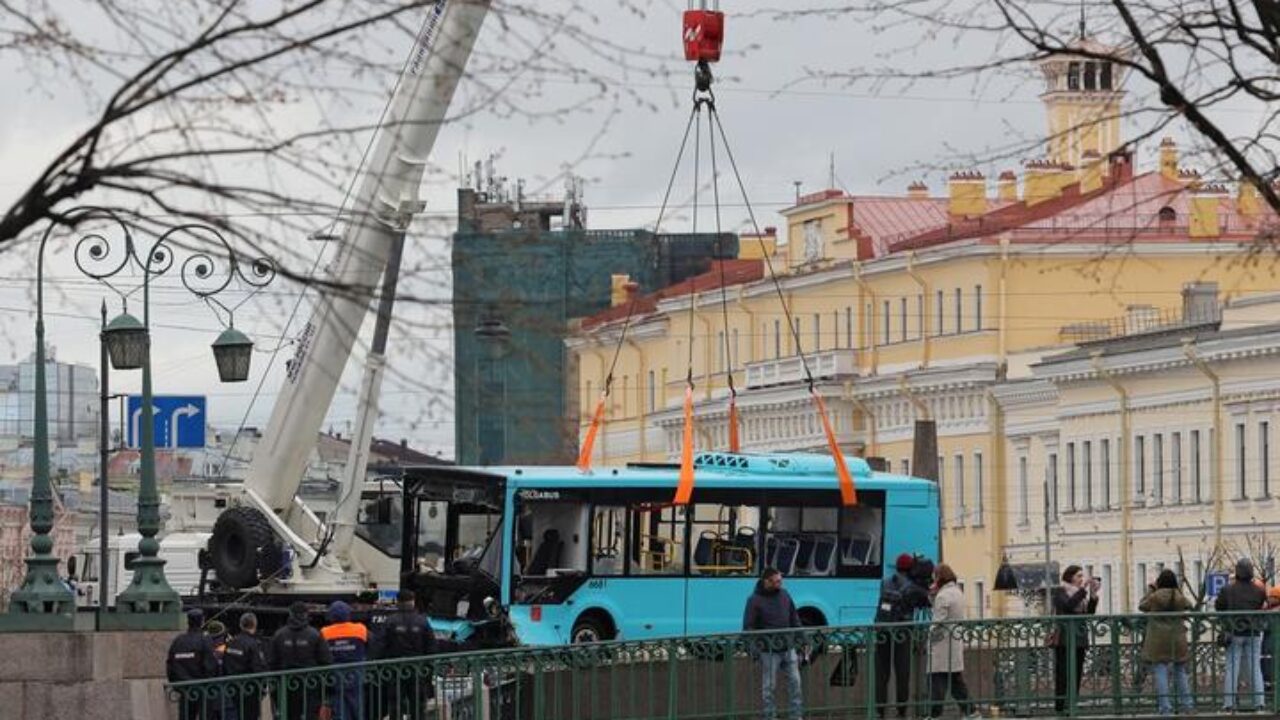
[321,600,369,720]
[1139,569,1193,717]
[1215,558,1267,712]
[168,609,219,720]
[221,612,268,720]
[379,589,436,717]
[743,567,803,720]
[1051,564,1099,713]
[268,602,332,720]
[874,553,932,718]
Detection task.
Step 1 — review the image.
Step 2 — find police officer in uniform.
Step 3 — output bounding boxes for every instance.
[167,609,219,720]
[378,589,436,717]
[268,602,332,720]
[222,612,268,720]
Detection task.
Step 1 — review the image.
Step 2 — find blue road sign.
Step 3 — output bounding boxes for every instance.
[1205,571,1229,598]
[126,395,206,449]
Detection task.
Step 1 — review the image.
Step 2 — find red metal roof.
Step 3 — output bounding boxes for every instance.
[581,259,764,329]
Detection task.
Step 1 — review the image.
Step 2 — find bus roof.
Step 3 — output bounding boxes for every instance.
[435,452,937,493]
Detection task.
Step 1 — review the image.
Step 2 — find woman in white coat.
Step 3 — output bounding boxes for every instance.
[927,564,980,719]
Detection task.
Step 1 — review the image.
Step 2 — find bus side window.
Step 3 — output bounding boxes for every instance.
[689,503,759,576]
[627,504,685,576]
[838,505,885,572]
[764,506,838,577]
[590,505,626,575]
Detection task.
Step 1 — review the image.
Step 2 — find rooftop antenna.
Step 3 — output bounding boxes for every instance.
[829,152,836,190]
[1078,0,1086,39]
[793,180,802,203]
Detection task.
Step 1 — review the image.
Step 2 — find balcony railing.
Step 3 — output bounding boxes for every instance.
[745,347,858,389]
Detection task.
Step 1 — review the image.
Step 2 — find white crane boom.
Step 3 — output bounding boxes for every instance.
[246,0,489,515]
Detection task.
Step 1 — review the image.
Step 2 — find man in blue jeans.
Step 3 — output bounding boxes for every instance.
[744,567,804,720]
[1215,558,1267,713]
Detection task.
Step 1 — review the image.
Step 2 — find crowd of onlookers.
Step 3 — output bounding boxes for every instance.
[166,589,435,720]
[744,555,1280,720]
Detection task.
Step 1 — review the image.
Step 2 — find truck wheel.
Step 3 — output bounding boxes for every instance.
[209,506,283,589]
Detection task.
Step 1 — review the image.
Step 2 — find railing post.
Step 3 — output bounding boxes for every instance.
[1108,616,1122,714]
[1066,616,1079,717]
[865,624,877,720]
[667,637,680,720]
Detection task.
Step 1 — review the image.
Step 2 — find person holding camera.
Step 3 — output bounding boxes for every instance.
[1050,565,1099,713]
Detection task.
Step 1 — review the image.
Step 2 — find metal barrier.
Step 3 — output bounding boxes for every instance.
[168,611,1280,719]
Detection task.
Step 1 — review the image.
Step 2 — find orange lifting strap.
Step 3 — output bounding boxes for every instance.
[674,385,697,504]
[576,392,608,473]
[811,389,858,506]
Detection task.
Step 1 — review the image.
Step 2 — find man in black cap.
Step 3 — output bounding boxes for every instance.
[222,612,268,720]
[268,602,332,720]
[167,609,218,719]
[378,589,436,717]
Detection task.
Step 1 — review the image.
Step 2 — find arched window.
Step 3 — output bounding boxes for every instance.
[1158,206,1177,225]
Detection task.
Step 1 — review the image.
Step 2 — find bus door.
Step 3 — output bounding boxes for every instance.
[685,496,761,637]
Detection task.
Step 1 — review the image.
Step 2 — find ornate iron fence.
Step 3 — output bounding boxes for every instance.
[168,611,1280,719]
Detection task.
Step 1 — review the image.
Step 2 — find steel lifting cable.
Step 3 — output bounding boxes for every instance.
[708,106,858,506]
[576,99,702,474]
[707,99,741,453]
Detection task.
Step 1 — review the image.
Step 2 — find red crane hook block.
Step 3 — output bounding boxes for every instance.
[682,9,724,63]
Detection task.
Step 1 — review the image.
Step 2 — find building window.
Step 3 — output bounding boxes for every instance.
[1191,429,1203,502]
[1100,62,1113,90]
[1048,452,1060,521]
[882,301,891,345]
[732,328,739,367]
[1083,61,1097,90]
[1136,563,1147,606]
[794,317,802,354]
[585,380,593,414]
[620,376,629,417]
[1262,421,1271,498]
[937,455,946,528]
[916,294,924,339]
[954,288,963,333]
[1171,432,1182,503]
[1018,455,1030,524]
[1103,565,1114,613]
[974,284,983,331]
[1153,433,1164,505]
[974,580,986,619]
[1135,435,1146,498]
[831,310,840,348]
[1066,442,1076,511]
[900,297,908,342]
[773,319,781,359]
[865,302,873,348]
[936,290,945,335]
[1236,422,1247,499]
[845,307,853,349]
[954,454,966,526]
[1067,61,1080,90]
[1083,440,1093,509]
[901,458,910,476]
[717,331,726,372]
[974,451,984,526]
[1101,438,1112,508]
[647,370,655,412]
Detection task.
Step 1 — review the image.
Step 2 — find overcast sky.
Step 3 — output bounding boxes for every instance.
[0,0,1247,460]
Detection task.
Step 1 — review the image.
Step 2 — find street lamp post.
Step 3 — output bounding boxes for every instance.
[2,207,134,629]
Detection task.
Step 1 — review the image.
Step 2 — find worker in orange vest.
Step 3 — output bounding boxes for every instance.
[321,601,368,720]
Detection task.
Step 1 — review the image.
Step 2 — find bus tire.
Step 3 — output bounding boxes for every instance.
[209,506,283,590]
[570,612,614,644]
[798,608,829,660]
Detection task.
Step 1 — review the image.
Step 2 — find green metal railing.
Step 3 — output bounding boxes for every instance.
[169,611,1280,719]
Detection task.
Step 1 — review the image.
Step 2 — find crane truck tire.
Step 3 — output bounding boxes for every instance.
[209,506,284,589]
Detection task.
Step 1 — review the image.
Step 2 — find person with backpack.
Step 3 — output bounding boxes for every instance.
[874,553,932,718]
[1139,569,1193,717]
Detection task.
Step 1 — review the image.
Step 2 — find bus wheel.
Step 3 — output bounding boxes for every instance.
[798,608,828,662]
[570,613,614,644]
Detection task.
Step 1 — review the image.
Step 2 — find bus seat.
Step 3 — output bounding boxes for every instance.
[693,531,717,568]
[811,535,837,575]
[526,529,563,576]
[795,535,817,573]
[765,536,779,567]
[774,538,800,575]
[842,532,874,565]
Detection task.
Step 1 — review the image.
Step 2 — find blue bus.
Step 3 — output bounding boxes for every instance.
[395,451,939,646]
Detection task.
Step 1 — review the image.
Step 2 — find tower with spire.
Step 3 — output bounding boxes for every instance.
[1035,15,1126,168]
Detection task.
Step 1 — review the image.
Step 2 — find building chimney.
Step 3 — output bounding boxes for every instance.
[1181,281,1220,324]
[947,171,987,218]
[1079,150,1105,194]
[996,171,1018,202]
[610,274,631,307]
[907,181,929,200]
[1237,179,1261,219]
[1024,159,1059,206]
[1189,183,1227,238]
[1159,137,1178,180]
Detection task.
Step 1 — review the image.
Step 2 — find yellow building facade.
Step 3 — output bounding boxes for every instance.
[565,36,1280,617]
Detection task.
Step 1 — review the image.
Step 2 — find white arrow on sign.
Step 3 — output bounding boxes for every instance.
[170,403,201,448]
[130,405,163,449]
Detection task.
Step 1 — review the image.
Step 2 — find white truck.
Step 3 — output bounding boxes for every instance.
[162,0,495,625]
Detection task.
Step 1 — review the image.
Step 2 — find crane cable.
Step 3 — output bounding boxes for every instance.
[576,99,701,473]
